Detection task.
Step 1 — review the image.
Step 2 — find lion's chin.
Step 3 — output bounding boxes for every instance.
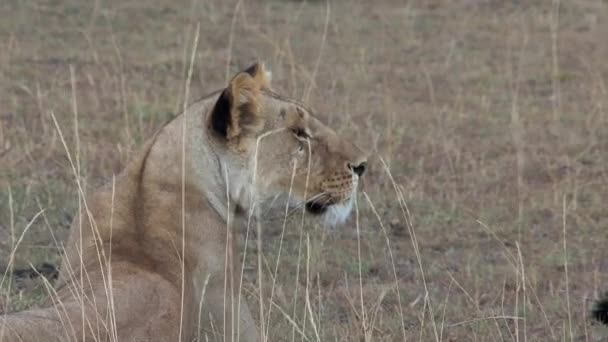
[325,197,355,227]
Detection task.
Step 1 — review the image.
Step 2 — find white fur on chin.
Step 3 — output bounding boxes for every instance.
[323,196,355,228]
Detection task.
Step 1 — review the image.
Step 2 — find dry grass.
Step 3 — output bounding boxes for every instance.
[2,0,608,340]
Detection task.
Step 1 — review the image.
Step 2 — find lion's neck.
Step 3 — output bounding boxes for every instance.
[186,103,253,222]
[143,98,254,226]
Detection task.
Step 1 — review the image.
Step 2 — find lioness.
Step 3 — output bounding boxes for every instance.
[0,63,367,341]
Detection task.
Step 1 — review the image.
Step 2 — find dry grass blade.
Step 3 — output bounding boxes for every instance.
[562,196,573,341]
[379,157,439,342]
[302,0,330,103]
[179,21,200,342]
[447,316,524,329]
[363,192,407,341]
[0,207,45,341]
[264,161,298,339]
[304,234,321,342]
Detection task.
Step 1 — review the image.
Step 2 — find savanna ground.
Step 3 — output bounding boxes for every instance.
[1,0,608,341]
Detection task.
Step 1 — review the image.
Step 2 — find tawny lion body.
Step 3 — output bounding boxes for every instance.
[0,63,367,342]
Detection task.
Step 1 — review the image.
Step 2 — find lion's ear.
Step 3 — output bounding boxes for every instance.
[209,62,270,140]
[242,62,271,88]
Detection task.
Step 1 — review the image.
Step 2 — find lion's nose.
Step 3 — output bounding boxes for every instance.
[348,162,367,177]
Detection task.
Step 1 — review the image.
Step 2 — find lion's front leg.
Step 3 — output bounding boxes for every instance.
[192,232,259,342]
[197,278,259,342]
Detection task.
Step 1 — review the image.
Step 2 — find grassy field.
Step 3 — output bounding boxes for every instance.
[2,0,608,340]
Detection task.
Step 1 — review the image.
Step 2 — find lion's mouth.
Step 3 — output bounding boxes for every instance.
[304,194,356,227]
[304,195,347,215]
[305,200,329,215]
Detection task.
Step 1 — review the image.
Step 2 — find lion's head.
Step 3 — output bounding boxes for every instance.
[206,62,367,226]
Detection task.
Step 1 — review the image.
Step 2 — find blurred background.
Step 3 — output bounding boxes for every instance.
[1,0,608,340]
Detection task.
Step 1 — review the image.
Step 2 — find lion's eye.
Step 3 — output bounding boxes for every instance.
[292,128,309,140]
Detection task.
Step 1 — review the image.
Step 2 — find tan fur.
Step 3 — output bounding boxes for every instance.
[0,63,367,342]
